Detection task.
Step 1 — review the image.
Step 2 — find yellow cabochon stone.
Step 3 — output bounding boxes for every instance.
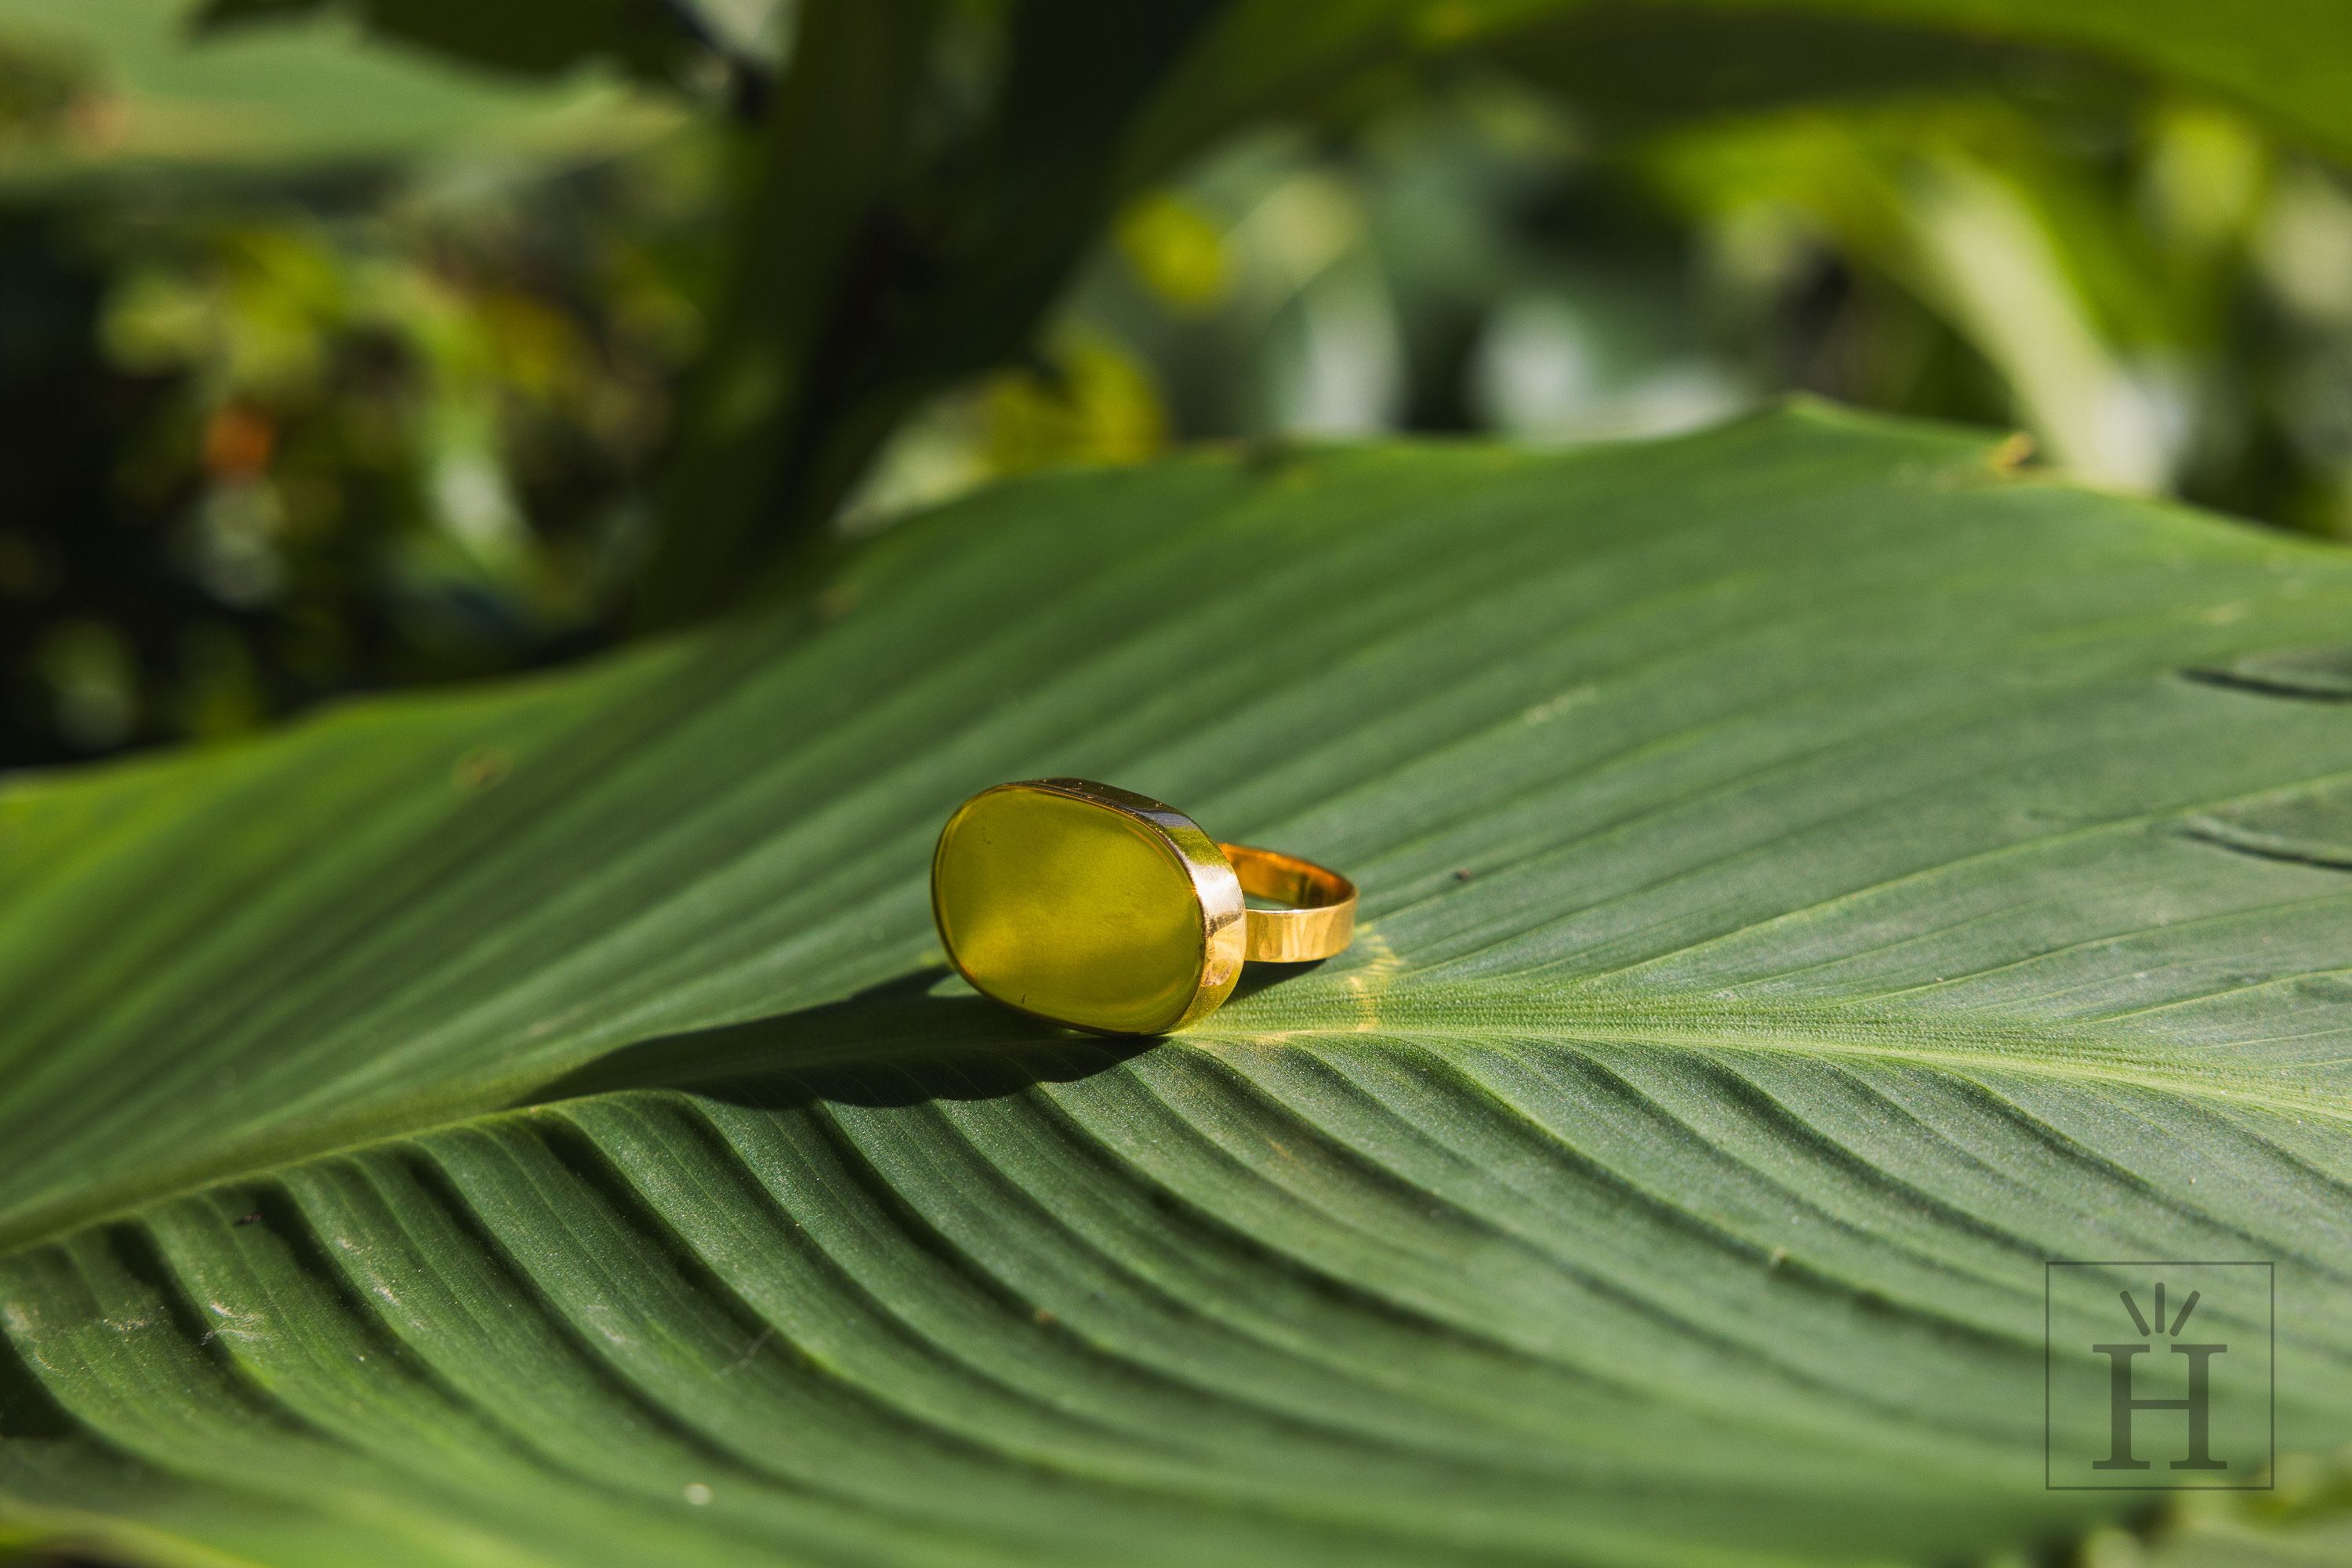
[932,785,1210,1035]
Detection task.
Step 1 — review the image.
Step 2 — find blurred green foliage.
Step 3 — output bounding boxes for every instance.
[1,142,722,760]
[5,0,2352,766]
[851,64,2352,550]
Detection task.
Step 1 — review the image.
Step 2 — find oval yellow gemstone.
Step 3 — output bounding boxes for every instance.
[932,786,1207,1034]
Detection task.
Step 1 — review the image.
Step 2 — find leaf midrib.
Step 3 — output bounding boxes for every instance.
[2,988,2341,1263]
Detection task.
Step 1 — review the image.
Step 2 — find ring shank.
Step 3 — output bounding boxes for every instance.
[1216,843,1358,963]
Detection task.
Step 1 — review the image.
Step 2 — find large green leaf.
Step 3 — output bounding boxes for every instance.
[0,0,678,183]
[4,405,2351,1566]
[1132,0,2352,182]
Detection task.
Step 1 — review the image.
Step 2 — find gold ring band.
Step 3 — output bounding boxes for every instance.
[931,779,1356,1036]
[1215,842,1359,964]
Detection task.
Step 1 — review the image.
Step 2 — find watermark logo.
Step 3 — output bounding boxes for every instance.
[2046,1261,2273,1490]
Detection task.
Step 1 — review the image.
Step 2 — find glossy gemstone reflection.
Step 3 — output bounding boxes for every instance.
[932,786,1206,1034]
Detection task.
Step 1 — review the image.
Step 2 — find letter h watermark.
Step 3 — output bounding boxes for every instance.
[2092,1281,2226,1471]
[2047,1261,2271,1490]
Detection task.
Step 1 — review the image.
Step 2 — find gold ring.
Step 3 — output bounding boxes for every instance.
[930,778,1357,1036]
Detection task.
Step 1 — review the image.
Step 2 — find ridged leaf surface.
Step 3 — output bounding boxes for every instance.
[2,407,2349,1566]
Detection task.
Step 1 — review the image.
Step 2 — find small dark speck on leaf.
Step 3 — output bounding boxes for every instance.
[1452,869,1473,883]
[234,1212,261,1226]
[1033,1308,1054,1325]
[451,747,512,793]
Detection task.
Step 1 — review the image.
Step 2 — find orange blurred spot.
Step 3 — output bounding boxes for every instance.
[203,405,277,479]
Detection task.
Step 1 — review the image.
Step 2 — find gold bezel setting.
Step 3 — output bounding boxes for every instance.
[931,779,1246,1036]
